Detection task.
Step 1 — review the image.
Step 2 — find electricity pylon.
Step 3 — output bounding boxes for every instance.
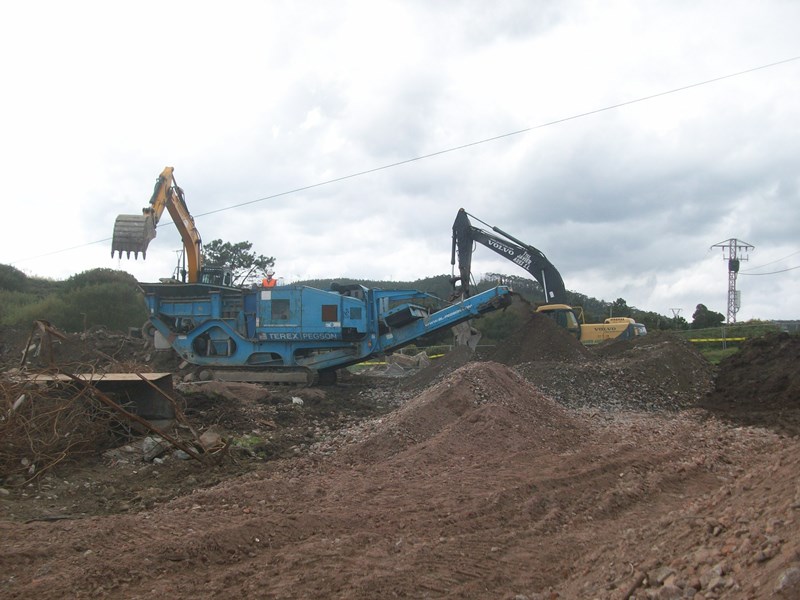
[711,239,754,324]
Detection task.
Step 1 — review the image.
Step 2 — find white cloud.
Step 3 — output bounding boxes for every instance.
[1,0,798,321]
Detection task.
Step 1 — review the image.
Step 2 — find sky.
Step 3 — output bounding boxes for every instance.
[1,0,798,322]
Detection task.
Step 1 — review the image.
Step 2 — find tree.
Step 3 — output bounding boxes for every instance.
[64,268,139,291]
[202,240,275,286]
[483,272,545,302]
[610,298,632,318]
[669,315,689,330]
[0,263,27,292]
[691,304,725,329]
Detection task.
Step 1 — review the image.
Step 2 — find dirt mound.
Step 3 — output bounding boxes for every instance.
[700,332,800,435]
[350,361,588,464]
[706,332,800,409]
[486,311,590,365]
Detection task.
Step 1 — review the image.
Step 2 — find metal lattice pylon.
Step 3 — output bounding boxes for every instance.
[711,239,754,324]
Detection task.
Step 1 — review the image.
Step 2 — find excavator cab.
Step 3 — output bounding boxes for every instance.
[535,304,582,339]
[199,267,233,287]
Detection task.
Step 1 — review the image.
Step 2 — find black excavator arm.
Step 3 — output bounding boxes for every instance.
[450,208,567,304]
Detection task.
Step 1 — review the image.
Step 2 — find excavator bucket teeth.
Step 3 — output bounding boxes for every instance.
[111,214,157,259]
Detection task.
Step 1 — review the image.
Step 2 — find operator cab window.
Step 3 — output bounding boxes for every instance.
[271,299,290,321]
[564,311,579,329]
[322,305,338,322]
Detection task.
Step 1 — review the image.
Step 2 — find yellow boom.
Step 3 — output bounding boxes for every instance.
[111,167,204,283]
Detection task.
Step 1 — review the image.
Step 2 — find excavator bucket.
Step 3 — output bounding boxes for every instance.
[111,214,157,259]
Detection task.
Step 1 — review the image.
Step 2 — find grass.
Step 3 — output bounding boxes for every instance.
[699,347,740,365]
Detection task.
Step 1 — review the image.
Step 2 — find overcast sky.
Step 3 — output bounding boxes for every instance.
[1,1,798,322]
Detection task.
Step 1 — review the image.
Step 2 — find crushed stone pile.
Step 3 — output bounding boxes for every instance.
[485,311,590,364]
[474,315,713,412]
[516,332,715,411]
[404,316,716,412]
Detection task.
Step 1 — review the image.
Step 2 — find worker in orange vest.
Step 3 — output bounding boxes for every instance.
[262,271,277,288]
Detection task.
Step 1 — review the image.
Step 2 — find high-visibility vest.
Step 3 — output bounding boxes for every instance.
[262,278,277,288]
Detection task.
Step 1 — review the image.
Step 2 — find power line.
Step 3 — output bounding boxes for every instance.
[740,265,800,276]
[10,55,800,265]
[741,249,800,271]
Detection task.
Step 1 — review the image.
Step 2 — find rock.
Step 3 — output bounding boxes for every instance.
[382,363,407,377]
[704,574,725,592]
[412,351,431,368]
[173,450,191,461]
[775,566,800,596]
[655,584,682,599]
[651,566,676,585]
[199,429,224,451]
[686,576,701,591]
[142,436,169,461]
[387,353,415,368]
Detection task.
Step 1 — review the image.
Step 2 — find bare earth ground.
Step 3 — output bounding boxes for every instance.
[1,317,799,599]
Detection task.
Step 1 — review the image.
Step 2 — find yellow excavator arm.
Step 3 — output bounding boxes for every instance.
[111,167,204,283]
